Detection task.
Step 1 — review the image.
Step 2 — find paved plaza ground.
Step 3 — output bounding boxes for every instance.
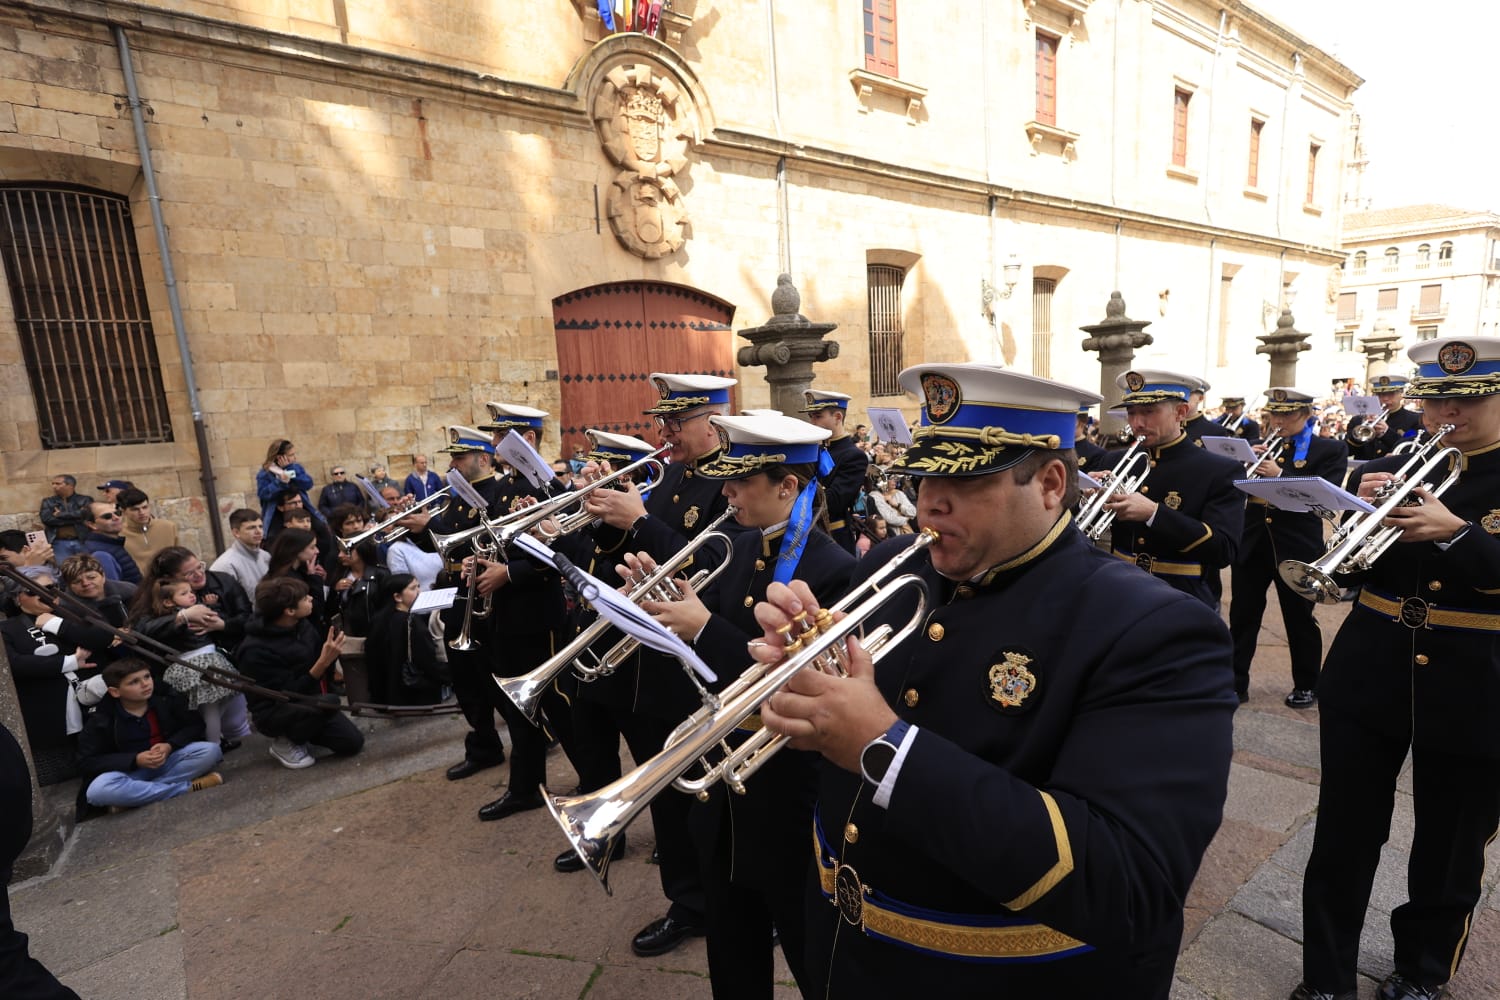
[10,595,1500,999]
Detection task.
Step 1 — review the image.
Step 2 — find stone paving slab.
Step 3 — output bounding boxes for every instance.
[52,927,187,1000]
[1177,911,1378,1000]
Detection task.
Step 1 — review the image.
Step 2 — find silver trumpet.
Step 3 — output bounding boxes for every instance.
[496,507,738,723]
[544,529,939,892]
[1278,425,1461,604]
[1346,408,1393,444]
[1392,431,1426,456]
[339,487,451,550]
[1246,432,1284,477]
[1076,435,1149,541]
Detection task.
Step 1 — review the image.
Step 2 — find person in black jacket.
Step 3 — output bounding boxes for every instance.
[236,576,363,770]
[1183,379,1234,446]
[367,574,444,706]
[801,389,870,554]
[138,547,255,654]
[625,413,857,999]
[1218,395,1262,443]
[1074,407,1107,473]
[77,659,222,809]
[1291,337,1500,1000]
[748,363,1235,997]
[1230,387,1349,708]
[1343,374,1423,463]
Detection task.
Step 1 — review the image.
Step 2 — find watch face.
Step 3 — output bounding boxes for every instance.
[861,740,897,784]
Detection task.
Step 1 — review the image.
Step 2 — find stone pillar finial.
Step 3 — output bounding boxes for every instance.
[737,274,840,418]
[1255,307,1312,387]
[1079,292,1154,438]
[1358,320,1404,382]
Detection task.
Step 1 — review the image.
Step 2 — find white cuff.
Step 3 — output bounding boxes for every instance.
[871,724,920,809]
[62,654,78,673]
[41,617,63,635]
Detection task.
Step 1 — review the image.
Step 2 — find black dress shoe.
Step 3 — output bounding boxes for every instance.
[446,756,503,781]
[478,790,544,822]
[220,736,242,753]
[554,834,625,873]
[631,915,704,957]
[1377,972,1448,1000]
[1289,984,1356,1000]
[1285,689,1317,709]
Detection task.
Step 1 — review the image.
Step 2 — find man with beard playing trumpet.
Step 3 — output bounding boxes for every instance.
[747,363,1236,997]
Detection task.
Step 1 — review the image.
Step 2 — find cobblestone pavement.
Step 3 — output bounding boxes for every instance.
[11,594,1500,999]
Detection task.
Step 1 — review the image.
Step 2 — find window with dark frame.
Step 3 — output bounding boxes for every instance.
[1305,143,1320,204]
[1384,247,1399,271]
[1032,278,1057,378]
[863,0,898,77]
[1439,241,1454,265]
[0,185,173,449]
[1353,251,1367,275]
[867,264,906,397]
[1247,118,1264,187]
[1035,33,1059,126]
[1172,89,1191,167]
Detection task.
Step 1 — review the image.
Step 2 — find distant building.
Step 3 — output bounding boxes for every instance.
[1337,205,1500,377]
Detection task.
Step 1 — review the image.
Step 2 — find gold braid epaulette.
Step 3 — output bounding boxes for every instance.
[912,425,1062,449]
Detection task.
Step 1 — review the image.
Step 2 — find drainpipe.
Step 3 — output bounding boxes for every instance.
[114,26,224,554]
[766,0,790,276]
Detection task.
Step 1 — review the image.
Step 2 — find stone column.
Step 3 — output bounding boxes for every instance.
[1256,308,1312,387]
[1358,320,1403,382]
[736,274,839,417]
[1079,292,1154,438]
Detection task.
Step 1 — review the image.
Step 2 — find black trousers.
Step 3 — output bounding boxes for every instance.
[1229,530,1323,695]
[614,709,706,923]
[489,631,554,795]
[1302,708,1500,992]
[254,696,364,755]
[446,640,505,764]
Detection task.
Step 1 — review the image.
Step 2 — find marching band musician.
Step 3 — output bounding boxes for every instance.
[1097,370,1244,608]
[574,373,740,957]
[751,363,1235,997]
[425,426,512,782]
[1182,377,1233,446]
[623,413,856,999]
[1075,407,1107,473]
[799,390,870,554]
[471,403,571,824]
[1344,374,1422,462]
[1293,337,1500,1000]
[1229,388,1348,708]
[1218,395,1261,442]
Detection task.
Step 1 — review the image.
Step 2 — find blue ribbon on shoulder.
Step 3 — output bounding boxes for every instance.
[817,446,835,478]
[775,479,819,585]
[1291,418,1316,464]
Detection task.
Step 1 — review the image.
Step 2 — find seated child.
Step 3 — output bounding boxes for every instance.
[236,576,363,770]
[139,579,248,750]
[77,659,223,809]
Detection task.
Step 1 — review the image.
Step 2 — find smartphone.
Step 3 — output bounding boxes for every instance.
[25,530,45,548]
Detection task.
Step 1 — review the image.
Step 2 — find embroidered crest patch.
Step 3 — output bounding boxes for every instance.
[987,649,1038,712]
[683,505,700,529]
[1272,388,1288,403]
[921,373,962,424]
[1124,371,1146,392]
[653,375,670,399]
[1164,491,1183,510]
[1375,375,1391,388]
[1482,509,1500,535]
[1438,341,1477,376]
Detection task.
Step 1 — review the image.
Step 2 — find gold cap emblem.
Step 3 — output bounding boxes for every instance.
[1438,341,1478,376]
[1124,371,1146,392]
[920,373,962,425]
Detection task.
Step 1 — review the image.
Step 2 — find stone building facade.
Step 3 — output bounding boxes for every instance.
[1337,204,1500,381]
[0,0,1359,549]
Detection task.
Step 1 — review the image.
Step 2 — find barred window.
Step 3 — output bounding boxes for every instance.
[867,264,905,397]
[0,185,172,448]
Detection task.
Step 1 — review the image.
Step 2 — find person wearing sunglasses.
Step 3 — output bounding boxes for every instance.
[80,502,140,586]
[316,466,363,521]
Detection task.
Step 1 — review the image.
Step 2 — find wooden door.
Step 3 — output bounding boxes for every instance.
[553,281,736,455]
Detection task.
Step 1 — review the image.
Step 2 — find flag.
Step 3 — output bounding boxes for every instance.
[597,0,615,31]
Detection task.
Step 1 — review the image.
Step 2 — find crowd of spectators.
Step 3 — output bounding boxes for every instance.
[1,448,459,822]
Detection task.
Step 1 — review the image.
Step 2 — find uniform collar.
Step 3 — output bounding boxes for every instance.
[761,522,789,557]
[1459,438,1500,470]
[1150,432,1188,458]
[686,447,723,474]
[969,512,1074,591]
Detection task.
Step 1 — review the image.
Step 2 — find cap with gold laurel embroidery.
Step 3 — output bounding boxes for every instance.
[800,389,852,412]
[584,428,657,466]
[1405,337,1500,398]
[696,414,831,480]
[1262,387,1317,413]
[643,373,737,415]
[440,425,495,455]
[478,402,547,433]
[1115,369,1199,407]
[891,364,1101,477]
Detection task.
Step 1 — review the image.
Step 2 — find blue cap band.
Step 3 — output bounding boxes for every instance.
[922,401,1077,449]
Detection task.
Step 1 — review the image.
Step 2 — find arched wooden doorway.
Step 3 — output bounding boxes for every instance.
[552,281,736,454]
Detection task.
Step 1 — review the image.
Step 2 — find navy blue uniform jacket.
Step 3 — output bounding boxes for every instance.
[806,519,1235,996]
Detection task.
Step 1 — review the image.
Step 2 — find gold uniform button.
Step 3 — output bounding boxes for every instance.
[743,596,755,607]
[1141,485,1150,494]
[1427,580,1442,592]
[927,623,945,642]
[1150,460,1159,468]
[672,494,680,503]
[844,823,859,844]
[1415,654,1430,666]
[1265,517,1274,524]
[955,585,975,600]
[755,559,766,571]
[904,688,919,707]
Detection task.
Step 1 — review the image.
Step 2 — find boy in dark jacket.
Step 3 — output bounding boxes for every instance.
[78,659,223,809]
[236,576,363,770]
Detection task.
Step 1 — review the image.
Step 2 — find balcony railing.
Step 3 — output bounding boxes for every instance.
[1411,303,1449,321]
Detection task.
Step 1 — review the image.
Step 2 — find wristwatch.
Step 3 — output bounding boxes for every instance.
[860,719,912,786]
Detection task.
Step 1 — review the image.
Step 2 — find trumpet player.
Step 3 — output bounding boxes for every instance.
[573,373,740,957]
[622,414,855,999]
[753,363,1235,997]
[1218,395,1262,442]
[470,403,571,824]
[1095,370,1244,608]
[1293,337,1500,1000]
[1230,389,1348,708]
[1182,376,1233,446]
[800,389,870,554]
[1344,374,1422,461]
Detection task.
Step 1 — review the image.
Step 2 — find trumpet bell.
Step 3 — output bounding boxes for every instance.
[543,785,630,894]
[1277,559,1343,605]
